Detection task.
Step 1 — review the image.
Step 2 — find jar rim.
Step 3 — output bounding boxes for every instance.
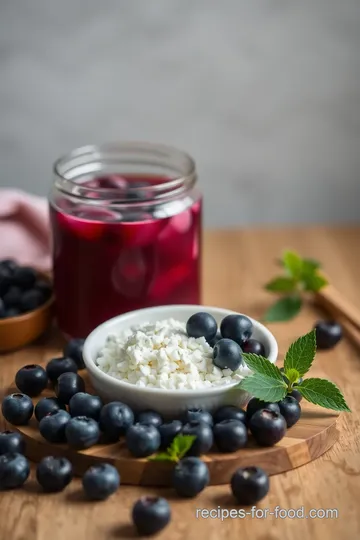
[53,142,197,204]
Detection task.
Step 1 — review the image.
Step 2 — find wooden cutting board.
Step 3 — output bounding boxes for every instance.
[7,371,340,486]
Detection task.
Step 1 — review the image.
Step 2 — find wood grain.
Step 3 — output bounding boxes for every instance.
[7,372,339,485]
[1,225,360,540]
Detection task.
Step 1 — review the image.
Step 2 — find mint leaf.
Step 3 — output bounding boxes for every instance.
[285,368,300,384]
[265,277,297,293]
[282,250,303,279]
[148,434,196,463]
[238,374,287,402]
[302,273,328,293]
[242,353,284,382]
[170,434,196,460]
[148,453,176,462]
[297,378,351,412]
[283,329,316,377]
[263,295,302,322]
[302,258,321,272]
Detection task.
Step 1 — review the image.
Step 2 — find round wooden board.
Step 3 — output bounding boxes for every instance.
[7,372,340,486]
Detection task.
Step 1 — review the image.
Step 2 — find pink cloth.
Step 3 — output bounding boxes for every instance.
[0,189,51,272]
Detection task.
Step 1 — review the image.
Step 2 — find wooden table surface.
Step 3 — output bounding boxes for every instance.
[1,226,360,540]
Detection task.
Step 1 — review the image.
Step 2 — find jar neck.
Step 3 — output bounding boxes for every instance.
[53,142,197,206]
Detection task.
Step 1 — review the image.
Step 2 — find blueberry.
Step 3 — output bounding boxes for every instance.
[246,397,280,422]
[55,372,85,404]
[213,419,248,452]
[173,456,209,497]
[34,279,52,300]
[242,339,266,356]
[126,423,161,458]
[69,392,103,421]
[15,364,48,396]
[65,416,100,449]
[46,356,78,383]
[132,496,171,536]
[99,402,134,442]
[0,259,17,273]
[39,409,71,443]
[137,410,163,428]
[231,466,269,505]
[63,338,85,369]
[314,321,343,350]
[213,338,243,371]
[278,396,301,428]
[1,393,33,425]
[158,420,183,449]
[13,266,37,289]
[249,409,287,446]
[36,456,73,492]
[5,307,21,318]
[182,420,213,456]
[0,453,30,489]
[220,314,253,346]
[182,408,213,426]
[21,289,44,312]
[289,388,302,403]
[0,267,12,296]
[0,298,6,318]
[82,463,120,500]
[208,331,221,347]
[186,312,218,341]
[0,431,25,455]
[35,397,66,422]
[213,405,246,425]
[3,286,22,308]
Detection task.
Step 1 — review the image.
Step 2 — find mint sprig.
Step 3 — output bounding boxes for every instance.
[238,331,350,412]
[149,434,196,462]
[263,250,328,322]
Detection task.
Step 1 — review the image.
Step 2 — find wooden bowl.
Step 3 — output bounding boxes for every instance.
[0,275,54,353]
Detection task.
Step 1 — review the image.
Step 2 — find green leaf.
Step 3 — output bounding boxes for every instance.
[263,295,302,322]
[283,329,316,377]
[148,434,196,462]
[285,368,300,384]
[169,434,196,460]
[242,353,284,382]
[302,258,321,271]
[297,378,351,412]
[148,452,176,462]
[302,273,328,293]
[265,276,297,293]
[282,250,303,279]
[238,374,287,402]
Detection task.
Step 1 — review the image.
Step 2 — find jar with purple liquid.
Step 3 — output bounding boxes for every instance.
[50,143,202,338]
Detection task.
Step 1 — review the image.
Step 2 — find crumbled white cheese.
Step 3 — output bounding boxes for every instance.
[96,318,246,390]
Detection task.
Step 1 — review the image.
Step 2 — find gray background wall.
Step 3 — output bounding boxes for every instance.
[1,0,359,227]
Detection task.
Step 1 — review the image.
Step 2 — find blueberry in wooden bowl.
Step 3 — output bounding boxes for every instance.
[0,259,54,352]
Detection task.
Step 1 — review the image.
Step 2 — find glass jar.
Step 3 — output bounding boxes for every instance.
[50,142,202,338]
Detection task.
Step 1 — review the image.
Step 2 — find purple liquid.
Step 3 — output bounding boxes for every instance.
[50,175,202,338]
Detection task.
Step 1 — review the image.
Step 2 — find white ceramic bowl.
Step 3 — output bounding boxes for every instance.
[83,305,278,418]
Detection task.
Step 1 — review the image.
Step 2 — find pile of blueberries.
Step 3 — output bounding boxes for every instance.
[0,259,52,318]
[0,333,303,536]
[0,314,303,536]
[186,311,266,371]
